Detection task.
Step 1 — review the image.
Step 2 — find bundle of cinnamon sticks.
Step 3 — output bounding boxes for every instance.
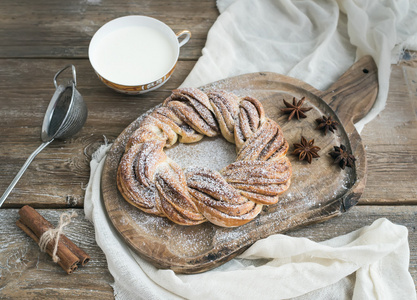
[16,205,90,274]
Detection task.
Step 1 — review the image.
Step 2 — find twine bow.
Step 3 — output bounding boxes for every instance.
[38,211,78,262]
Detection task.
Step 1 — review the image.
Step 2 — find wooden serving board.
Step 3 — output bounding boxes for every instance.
[102,56,378,274]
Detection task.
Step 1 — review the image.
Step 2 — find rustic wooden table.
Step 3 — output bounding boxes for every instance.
[0,1,416,298]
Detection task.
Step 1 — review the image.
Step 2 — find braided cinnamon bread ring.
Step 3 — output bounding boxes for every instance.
[117,88,292,227]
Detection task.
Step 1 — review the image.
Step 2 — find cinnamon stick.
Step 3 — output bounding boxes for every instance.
[61,239,90,266]
[16,219,78,274]
[17,205,90,274]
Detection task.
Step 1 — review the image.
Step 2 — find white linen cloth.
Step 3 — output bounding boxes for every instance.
[181,0,417,132]
[85,1,417,299]
[85,144,416,300]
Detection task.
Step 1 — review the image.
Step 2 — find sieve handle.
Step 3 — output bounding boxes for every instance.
[0,140,53,207]
[54,64,77,88]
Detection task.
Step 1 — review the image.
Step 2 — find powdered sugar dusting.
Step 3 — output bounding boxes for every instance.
[165,136,236,172]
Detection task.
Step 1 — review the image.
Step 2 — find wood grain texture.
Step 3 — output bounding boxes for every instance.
[319,56,378,126]
[0,0,217,59]
[0,209,114,299]
[360,53,417,205]
[102,58,376,273]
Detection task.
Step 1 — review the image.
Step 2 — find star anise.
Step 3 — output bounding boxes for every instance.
[281,97,313,120]
[329,144,356,169]
[315,115,339,135]
[293,136,321,164]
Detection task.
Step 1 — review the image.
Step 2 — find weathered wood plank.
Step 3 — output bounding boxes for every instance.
[360,54,417,205]
[0,206,415,298]
[0,0,218,59]
[0,209,114,299]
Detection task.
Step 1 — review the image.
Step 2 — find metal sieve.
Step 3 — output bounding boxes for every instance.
[0,65,88,207]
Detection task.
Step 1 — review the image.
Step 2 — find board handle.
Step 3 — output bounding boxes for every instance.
[319,55,378,128]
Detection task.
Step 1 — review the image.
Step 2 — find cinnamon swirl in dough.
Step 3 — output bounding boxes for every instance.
[117,88,292,227]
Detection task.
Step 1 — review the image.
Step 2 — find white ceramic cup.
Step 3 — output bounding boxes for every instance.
[88,16,191,94]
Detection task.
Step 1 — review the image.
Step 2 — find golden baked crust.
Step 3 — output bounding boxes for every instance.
[117,88,292,227]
